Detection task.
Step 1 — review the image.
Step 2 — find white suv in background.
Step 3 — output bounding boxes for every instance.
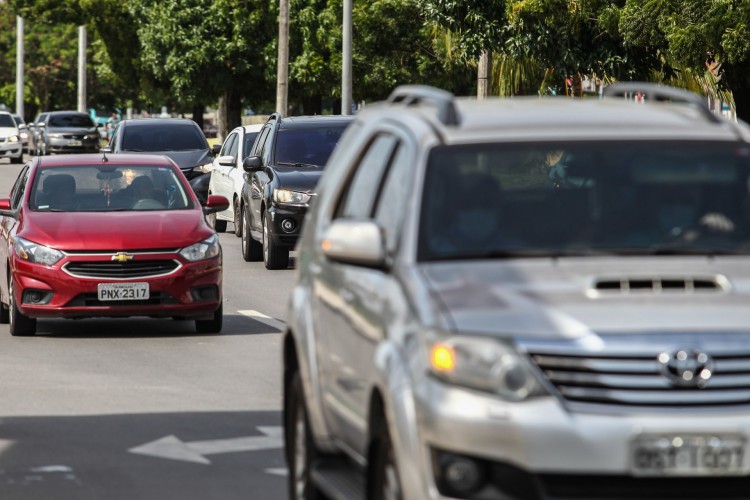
[283,84,750,500]
[0,112,23,164]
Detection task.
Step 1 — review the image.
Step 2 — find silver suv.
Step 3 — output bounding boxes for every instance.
[283,84,750,500]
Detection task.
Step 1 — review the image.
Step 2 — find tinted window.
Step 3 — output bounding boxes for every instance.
[419,141,750,261]
[12,115,25,126]
[275,124,348,167]
[48,113,95,128]
[242,132,260,160]
[374,145,413,254]
[10,166,29,210]
[121,123,207,152]
[220,133,237,157]
[0,114,16,128]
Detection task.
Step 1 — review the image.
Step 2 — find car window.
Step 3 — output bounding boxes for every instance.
[373,144,413,255]
[253,126,271,158]
[274,125,348,167]
[0,114,16,128]
[10,166,29,210]
[48,113,95,128]
[335,134,399,219]
[121,123,207,152]
[35,113,48,125]
[227,133,240,161]
[418,140,750,261]
[242,131,260,160]
[220,133,238,158]
[30,165,193,212]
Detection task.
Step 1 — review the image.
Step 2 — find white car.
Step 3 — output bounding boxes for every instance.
[207,124,263,236]
[0,112,23,164]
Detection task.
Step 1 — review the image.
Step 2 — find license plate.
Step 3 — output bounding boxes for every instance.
[631,434,745,476]
[97,283,149,301]
[68,139,82,146]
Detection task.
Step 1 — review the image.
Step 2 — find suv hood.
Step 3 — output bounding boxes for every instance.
[420,258,750,338]
[23,211,213,251]
[0,127,19,138]
[147,149,211,172]
[274,167,324,193]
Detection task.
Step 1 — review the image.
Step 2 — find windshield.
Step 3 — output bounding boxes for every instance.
[49,113,95,128]
[31,165,194,212]
[0,114,16,128]
[418,141,750,261]
[121,123,208,152]
[274,125,347,167]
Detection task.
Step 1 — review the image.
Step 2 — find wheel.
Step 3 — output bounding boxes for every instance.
[195,302,222,333]
[233,197,242,237]
[368,418,403,500]
[241,206,262,262]
[286,371,323,500]
[10,154,23,164]
[0,297,9,324]
[263,214,289,270]
[9,278,36,336]
[207,211,227,232]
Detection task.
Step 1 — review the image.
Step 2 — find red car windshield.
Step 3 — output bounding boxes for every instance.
[30,165,193,212]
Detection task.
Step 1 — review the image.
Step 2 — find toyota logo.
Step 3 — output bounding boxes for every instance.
[658,349,714,388]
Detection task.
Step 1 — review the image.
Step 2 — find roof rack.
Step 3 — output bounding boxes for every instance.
[603,82,721,124]
[386,85,460,126]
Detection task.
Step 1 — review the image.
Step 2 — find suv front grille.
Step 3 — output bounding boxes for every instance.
[530,350,750,407]
[64,260,180,279]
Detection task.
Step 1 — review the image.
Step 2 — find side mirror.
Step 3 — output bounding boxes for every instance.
[0,198,15,218]
[18,124,27,130]
[242,156,263,173]
[218,155,236,167]
[203,194,230,215]
[211,144,222,155]
[100,146,112,154]
[37,122,46,128]
[321,219,385,268]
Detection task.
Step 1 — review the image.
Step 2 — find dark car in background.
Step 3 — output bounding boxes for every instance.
[240,113,353,269]
[11,114,30,154]
[34,111,100,155]
[103,118,213,182]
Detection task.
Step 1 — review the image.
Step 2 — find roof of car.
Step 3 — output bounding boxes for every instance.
[45,110,90,116]
[120,118,201,127]
[34,153,177,167]
[278,114,355,128]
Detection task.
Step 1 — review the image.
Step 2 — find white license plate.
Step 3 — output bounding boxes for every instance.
[631,434,745,476]
[68,139,82,146]
[97,283,149,301]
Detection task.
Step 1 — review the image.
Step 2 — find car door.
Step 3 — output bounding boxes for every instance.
[232,128,260,201]
[312,131,415,455]
[249,124,273,234]
[0,165,30,305]
[216,132,238,200]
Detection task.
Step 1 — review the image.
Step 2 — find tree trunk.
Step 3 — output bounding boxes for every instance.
[217,91,242,141]
[191,103,205,132]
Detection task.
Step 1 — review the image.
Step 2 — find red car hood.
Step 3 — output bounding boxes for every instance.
[22,210,214,251]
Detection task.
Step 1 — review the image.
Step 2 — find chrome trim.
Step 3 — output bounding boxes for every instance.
[62,259,183,281]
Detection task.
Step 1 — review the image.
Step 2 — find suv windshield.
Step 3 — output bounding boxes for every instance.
[0,114,16,128]
[419,141,750,261]
[49,113,95,128]
[121,123,207,152]
[274,125,347,167]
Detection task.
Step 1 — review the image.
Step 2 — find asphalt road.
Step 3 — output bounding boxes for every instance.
[0,156,292,499]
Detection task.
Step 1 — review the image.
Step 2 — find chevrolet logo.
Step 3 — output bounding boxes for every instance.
[111,252,134,263]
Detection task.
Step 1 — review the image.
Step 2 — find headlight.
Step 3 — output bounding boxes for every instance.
[179,235,220,262]
[19,132,28,139]
[429,336,545,401]
[8,135,19,143]
[14,237,64,266]
[273,189,311,205]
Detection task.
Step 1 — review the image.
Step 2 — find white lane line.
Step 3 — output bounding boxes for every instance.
[238,310,286,331]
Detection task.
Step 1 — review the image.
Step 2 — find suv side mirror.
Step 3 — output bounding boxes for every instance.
[321,220,386,268]
[211,143,222,155]
[243,156,263,172]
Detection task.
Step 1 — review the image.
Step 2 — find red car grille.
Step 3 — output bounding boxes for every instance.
[64,260,180,279]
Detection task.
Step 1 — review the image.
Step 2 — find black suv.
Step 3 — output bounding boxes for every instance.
[34,111,100,155]
[239,113,353,269]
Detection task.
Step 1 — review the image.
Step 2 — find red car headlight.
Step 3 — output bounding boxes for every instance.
[14,237,64,266]
[179,235,220,262]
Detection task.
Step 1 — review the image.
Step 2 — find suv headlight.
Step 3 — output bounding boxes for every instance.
[429,336,546,401]
[179,235,220,262]
[14,237,64,266]
[273,189,311,205]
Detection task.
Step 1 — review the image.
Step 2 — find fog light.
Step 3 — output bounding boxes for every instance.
[22,289,52,305]
[441,455,485,496]
[281,218,296,233]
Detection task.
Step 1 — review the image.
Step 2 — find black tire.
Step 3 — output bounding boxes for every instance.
[286,371,322,500]
[195,302,222,333]
[207,211,227,233]
[10,154,23,164]
[9,278,36,336]
[263,214,289,270]
[233,197,242,237]
[368,417,403,500]
[0,299,9,324]
[241,206,263,262]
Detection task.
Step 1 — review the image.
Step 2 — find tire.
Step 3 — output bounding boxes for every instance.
[263,214,289,270]
[233,197,242,237]
[9,278,36,336]
[10,154,23,164]
[241,207,263,262]
[286,371,323,500]
[368,417,403,500]
[0,299,9,324]
[207,211,227,233]
[195,302,223,333]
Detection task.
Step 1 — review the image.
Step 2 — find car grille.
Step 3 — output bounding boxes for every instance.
[64,260,180,279]
[529,349,750,407]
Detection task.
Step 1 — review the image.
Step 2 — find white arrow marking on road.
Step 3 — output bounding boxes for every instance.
[265,468,288,476]
[238,309,286,332]
[128,426,283,465]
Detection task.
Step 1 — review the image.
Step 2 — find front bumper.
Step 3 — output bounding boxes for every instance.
[267,204,308,249]
[407,377,750,499]
[46,137,99,154]
[0,140,22,158]
[12,251,222,319]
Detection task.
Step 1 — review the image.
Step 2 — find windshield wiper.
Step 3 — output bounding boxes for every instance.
[276,161,319,168]
[122,148,146,152]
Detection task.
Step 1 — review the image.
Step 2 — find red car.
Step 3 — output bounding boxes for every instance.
[0,153,230,336]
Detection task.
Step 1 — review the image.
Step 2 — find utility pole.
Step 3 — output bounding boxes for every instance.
[477,50,491,99]
[275,0,289,116]
[77,25,86,113]
[341,0,352,115]
[15,16,24,118]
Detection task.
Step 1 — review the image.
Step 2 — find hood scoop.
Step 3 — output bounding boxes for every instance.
[592,276,727,294]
